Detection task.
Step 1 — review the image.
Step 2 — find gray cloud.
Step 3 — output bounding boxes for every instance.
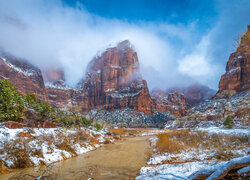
[0,0,249,90]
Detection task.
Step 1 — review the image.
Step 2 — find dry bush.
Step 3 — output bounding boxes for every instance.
[108,128,157,136]
[56,138,77,156]
[155,129,249,160]
[0,159,8,174]
[30,148,44,158]
[3,137,34,169]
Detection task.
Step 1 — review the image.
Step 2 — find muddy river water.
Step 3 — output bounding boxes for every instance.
[0,135,152,180]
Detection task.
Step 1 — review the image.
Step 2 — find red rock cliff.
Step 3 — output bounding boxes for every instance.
[219,26,250,92]
[79,40,153,114]
[166,84,215,106]
[151,90,187,116]
[43,68,87,112]
[0,52,48,101]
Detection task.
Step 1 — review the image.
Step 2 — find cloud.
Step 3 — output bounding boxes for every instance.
[0,0,249,90]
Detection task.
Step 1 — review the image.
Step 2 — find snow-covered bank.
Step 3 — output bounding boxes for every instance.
[196,126,250,136]
[137,156,250,180]
[0,124,114,169]
[136,128,250,180]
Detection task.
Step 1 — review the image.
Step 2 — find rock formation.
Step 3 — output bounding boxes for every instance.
[43,68,65,82]
[43,69,86,112]
[219,26,250,93]
[151,90,187,116]
[0,52,48,101]
[165,84,216,107]
[79,40,153,114]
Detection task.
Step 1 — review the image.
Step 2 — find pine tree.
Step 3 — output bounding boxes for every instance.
[223,116,234,129]
[0,80,24,121]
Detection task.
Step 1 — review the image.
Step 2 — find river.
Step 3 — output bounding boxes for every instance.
[0,135,152,180]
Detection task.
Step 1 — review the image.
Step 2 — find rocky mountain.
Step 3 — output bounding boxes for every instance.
[43,68,65,82]
[2,27,248,128]
[165,84,216,107]
[79,40,153,114]
[219,25,250,94]
[166,91,250,128]
[0,51,48,101]
[166,26,250,129]
[43,68,86,112]
[151,90,187,116]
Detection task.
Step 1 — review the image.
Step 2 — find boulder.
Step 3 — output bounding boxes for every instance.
[42,121,56,128]
[5,121,23,129]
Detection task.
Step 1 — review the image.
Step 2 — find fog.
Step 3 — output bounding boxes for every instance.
[0,0,249,90]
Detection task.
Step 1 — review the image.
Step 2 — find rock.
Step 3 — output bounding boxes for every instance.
[173,91,250,128]
[103,139,113,144]
[18,132,32,137]
[79,40,153,114]
[42,68,65,82]
[219,26,250,93]
[5,121,23,129]
[22,109,40,127]
[165,84,216,106]
[42,121,56,128]
[0,51,49,102]
[151,90,187,116]
[46,86,86,112]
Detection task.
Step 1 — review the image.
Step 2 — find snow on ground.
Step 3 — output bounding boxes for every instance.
[139,130,167,136]
[190,155,250,180]
[196,127,250,136]
[0,124,110,168]
[147,149,216,165]
[1,57,35,76]
[136,161,217,180]
[136,127,250,179]
[238,165,250,174]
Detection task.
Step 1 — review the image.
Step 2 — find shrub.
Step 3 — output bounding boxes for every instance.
[223,116,234,129]
[94,122,102,131]
[24,94,55,120]
[78,116,91,127]
[0,80,24,122]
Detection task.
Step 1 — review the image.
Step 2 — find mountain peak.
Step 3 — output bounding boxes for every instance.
[117,40,134,50]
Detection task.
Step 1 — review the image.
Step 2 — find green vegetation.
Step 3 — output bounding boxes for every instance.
[0,80,24,122]
[54,111,91,128]
[0,80,91,128]
[223,116,234,129]
[94,122,102,131]
[25,93,56,119]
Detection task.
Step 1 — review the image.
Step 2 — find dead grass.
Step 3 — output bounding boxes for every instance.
[3,138,34,169]
[108,128,165,136]
[155,129,249,160]
[0,128,93,170]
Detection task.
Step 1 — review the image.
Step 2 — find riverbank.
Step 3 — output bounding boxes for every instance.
[0,127,166,179]
[0,134,157,179]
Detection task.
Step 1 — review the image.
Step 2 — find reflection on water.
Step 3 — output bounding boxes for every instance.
[1,136,152,180]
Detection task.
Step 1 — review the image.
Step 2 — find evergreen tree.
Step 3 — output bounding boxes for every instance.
[0,80,24,121]
[223,116,234,129]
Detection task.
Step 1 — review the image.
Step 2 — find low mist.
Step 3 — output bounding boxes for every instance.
[0,0,249,90]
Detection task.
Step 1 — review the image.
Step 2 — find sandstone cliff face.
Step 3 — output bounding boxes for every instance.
[219,26,250,93]
[151,90,187,116]
[166,84,216,107]
[44,69,87,112]
[46,86,86,112]
[79,40,153,114]
[43,68,65,82]
[0,52,48,101]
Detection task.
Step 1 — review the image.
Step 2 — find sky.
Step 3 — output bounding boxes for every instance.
[0,0,249,90]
